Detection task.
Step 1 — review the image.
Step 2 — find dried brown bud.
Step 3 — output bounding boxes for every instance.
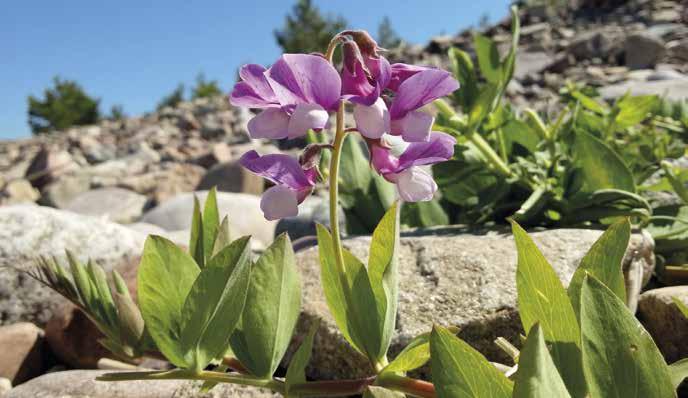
[340,30,382,58]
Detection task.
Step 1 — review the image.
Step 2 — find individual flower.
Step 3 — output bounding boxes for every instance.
[230,54,341,140]
[369,132,456,202]
[239,150,317,220]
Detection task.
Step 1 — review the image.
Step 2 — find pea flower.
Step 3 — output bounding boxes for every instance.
[239,150,317,220]
[369,132,456,202]
[230,54,341,140]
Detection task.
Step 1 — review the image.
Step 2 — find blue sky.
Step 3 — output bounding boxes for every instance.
[1,0,511,139]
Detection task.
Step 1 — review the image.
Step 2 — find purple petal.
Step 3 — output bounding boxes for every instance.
[239,150,315,190]
[287,103,329,139]
[266,54,342,111]
[342,59,376,100]
[397,132,456,171]
[230,64,279,108]
[260,185,299,220]
[387,63,431,92]
[389,69,460,119]
[247,109,290,139]
[353,98,390,139]
[344,56,392,106]
[369,141,400,176]
[391,110,434,142]
[394,167,437,202]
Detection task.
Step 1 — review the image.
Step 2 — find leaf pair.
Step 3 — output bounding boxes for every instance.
[317,203,399,367]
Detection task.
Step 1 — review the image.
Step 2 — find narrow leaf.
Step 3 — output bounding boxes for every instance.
[673,297,688,319]
[474,33,502,84]
[285,320,319,397]
[202,187,220,264]
[513,323,571,398]
[189,196,204,267]
[669,358,688,389]
[212,215,232,256]
[430,325,512,398]
[364,386,405,398]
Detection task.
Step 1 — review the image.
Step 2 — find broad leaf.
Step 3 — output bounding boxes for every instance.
[669,358,688,389]
[568,218,629,316]
[430,325,512,398]
[230,234,301,378]
[580,276,675,397]
[615,95,658,129]
[364,386,405,398]
[513,323,571,398]
[449,48,479,110]
[138,236,200,367]
[511,221,586,398]
[573,130,635,194]
[468,84,499,133]
[474,34,502,85]
[285,320,319,397]
[382,331,431,374]
[180,236,251,372]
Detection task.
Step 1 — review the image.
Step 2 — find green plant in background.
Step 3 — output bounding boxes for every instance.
[274,0,347,59]
[156,83,185,111]
[191,73,222,99]
[27,76,101,134]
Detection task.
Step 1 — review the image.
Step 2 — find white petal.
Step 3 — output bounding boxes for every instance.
[247,108,290,139]
[395,167,437,202]
[353,98,390,139]
[391,110,434,142]
[260,185,299,220]
[287,103,329,139]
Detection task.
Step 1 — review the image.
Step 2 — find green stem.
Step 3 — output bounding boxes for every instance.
[289,377,376,397]
[433,99,512,178]
[329,102,348,277]
[496,128,508,163]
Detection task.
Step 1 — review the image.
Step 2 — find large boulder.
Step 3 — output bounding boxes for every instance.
[4,370,279,398]
[141,191,276,249]
[637,286,688,363]
[118,162,206,205]
[0,205,146,326]
[196,160,264,195]
[275,196,345,241]
[0,323,45,384]
[624,32,666,69]
[289,226,655,380]
[63,187,149,223]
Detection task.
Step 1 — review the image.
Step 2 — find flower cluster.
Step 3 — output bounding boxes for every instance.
[230,30,459,220]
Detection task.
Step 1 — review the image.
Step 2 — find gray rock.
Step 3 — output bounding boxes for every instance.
[0,377,10,396]
[196,161,264,195]
[0,323,45,384]
[64,188,149,223]
[0,180,39,206]
[637,286,688,363]
[118,162,206,205]
[568,29,620,60]
[624,33,666,69]
[39,174,92,208]
[24,148,79,190]
[4,370,278,398]
[0,205,146,325]
[600,78,688,100]
[289,227,655,380]
[275,196,345,241]
[141,191,276,249]
[513,52,553,80]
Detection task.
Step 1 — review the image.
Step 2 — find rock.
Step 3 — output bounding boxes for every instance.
[0,205,146,325]
[4,370,279,398]
[63,188,149,223]
[39,173,92,208]
[290,227,654,379]
[192,142,233,168]
[126,222,168,238]
[118,163,206,205]
[196,160,264,195]
[0,323,45,384]
[24,147,79,190]
[0,378,11,396]
[0,180,39,206]
[44,304,113,369]
[600,78,688,100]
[637,286,688,363]
[513,52,553,80]
[624,32,667,69]
[568,29,620,60]
[275,196,345,241]
[141,191,276,249]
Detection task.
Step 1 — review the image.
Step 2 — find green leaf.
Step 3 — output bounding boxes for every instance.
[180,236,251,372]
[364,386,405,398]
[614,95,658,129]
[580,276,675,398]
[568,218,629,317]
[230,234,301,378]
[510,221,586,398]
[340,134,372,193]
[669,358,688,389]
[645,205,688,252]
[502,119,540,154]
[382,331,431,374]
[501,5,520,85]
[285,320,319,397]
[401,200,449,228]
[449,48,479,110]
[113,291,144,349]
[67,252,95,311]
[138,236,200,368]
[673,297,688,319]
[368,203,400,362]
[212,216,232,256]
[202,187,220,264]
[513,323,572,398]
[87,262,118,330]
[573,130,636,194]
[430,325,513,398]
[189,195,204,267]
[474,34,502,85]
[468,84,499,133]
[571,91,607,115]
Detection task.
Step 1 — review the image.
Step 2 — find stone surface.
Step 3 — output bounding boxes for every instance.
[289,226,654,380]
[600,78,688,100]
[40,174,91,208]
[45,304,112,369]
[4,370,279,398]
[24,147,79,190]
[625,32,667,69]
[63,188,149,223]
[196,160,264,195]
[513,51,554,79]
[637,286,688,363]
[0,377,11,396]
[141,191,276,249]
[275,196,345,241]
[0,323,45,384]
[118,162,206,205]
[0,205,146,325]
